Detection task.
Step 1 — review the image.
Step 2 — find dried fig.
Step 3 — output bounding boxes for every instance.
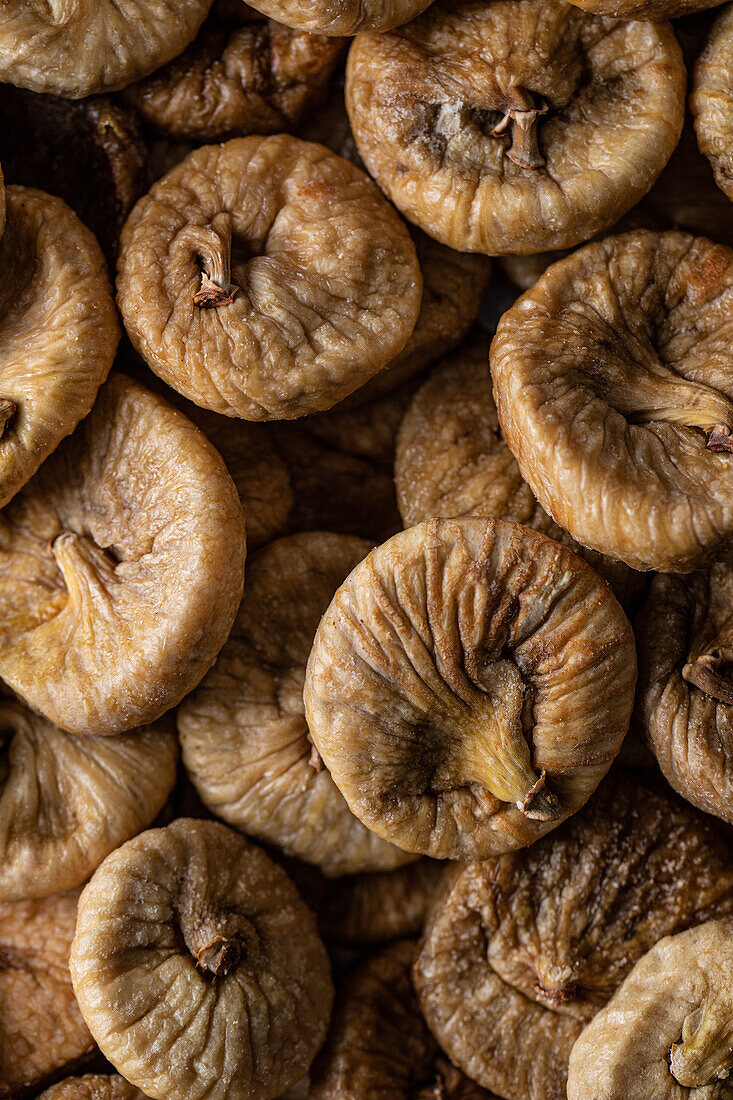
[0,187,119,509]
[413,772,733,1100]
[304,517,636,860]
[179,532,412,875]
[395,336,646,609]
[244,0,435,34]
[567,920,733,1099]
[0,0,214,98]
[117,135,422,420]
[692,7,733,205]
[0,694,178,901]
[492,229,733,573]
[0,373,245,736]
[567,0,722,23]
[39,1077,148,1100]
[345,0,685,255]
[69,818,334,1100]
[0,891,94,1098]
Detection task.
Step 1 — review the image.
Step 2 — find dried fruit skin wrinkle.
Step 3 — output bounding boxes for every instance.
[304,517,637,860]
[567,920,733,1099]
[492,230,733,573]
[0,186,119,509]
[0,373,246,736]
[69,819,334,1100]
[345,0,685,256]
[413,773,733,1100]
[245,0,436,34]
[39,1077,148,1100]
[566,0,725,24]
[117,135,423,420]
[0,0,214,98]
[692,6,733,205]
[179,531,414,875]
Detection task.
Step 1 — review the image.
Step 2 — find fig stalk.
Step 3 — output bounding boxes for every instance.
[670,997,733,1087]
[492,90,548,169]
[683,653,733,704]
[174,215,237,310]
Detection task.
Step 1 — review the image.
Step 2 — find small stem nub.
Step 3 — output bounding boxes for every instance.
[520,769,561,822]
[196,934,241,978]
[533,982,577,1007]
[194,273,237,310]
[492,89,548,169]
[0,399,16,439]
[707,425,733,453]
[683,654,733,704]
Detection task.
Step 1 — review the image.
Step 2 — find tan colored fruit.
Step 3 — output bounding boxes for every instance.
[566,0,723,21]
[414,773,733,1100]
[70,819,334,1100]
[39,1077,148,1100]
[692,6,733,206]
[304,517,636,860]
[492,230,733,573]
[0,373,245,736]
[244,0,435,34]
[567,920,733,1099]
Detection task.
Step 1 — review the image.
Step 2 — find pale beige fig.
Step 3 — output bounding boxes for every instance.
[345,0,685,256]
[567,920,733,1099]
[245,0,435,34]
[492,230,733,573]
[0,187,119,509]
[39,1077,148,1100]
[69,819,334,1100]
[117,135,422,421]
[395,336,646,608]
[179,532,413,875]
[414,772,733,1100]
[310,940,498,1100]
[0,373,245,737]
[0,0,214,98]
[692,6,733,205]
[0,693,178,901]
[126,2,345,142]
[0,890,94,1098]
[304,517,636,860]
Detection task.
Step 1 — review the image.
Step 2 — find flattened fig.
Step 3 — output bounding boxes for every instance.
[692,7,733,205]
[117,135,422,420]
[39,1077,148,1100]
[492,230,733,573]
[69,819,334,1100]
[0,373,245,736]
[244,0,435,34]
[414,773,733,1100]
[304,517,636,860]
[179,532,412,875]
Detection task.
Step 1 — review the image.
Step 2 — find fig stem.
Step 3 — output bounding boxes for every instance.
[307,732,324,773]
[0,399,16,439]
[195,934,241,978]
[670,997,733,1087]
[533,982,577,1007]
[492,89,548,169]
[682,654,733,704]
[707,424,733,453]
[519,769,561,822]
[175,215,237,310]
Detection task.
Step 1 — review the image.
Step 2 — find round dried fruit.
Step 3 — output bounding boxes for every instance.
[0,186,119,509]
[395,336,646,608]
[567,920,733,1099]
[0,694,178,901]
[346,0,685,256]
[0,373,245,737]
[70,818,334,1100]
[39,1077,148,1100]
[0,0,214,98]
[117,135,422,421]
[414,772,733,1100]
[179,532,412,875]
[0,891,94,1098]
[692,6,733,205]
[492,229,733,573]
[304,517,636,860]
[245,0,435,34]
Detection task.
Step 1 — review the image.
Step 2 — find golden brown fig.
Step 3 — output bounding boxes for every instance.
[0,694,178,901]
[692,6,733,205]
[39,1077,148,1100]
[492,230,733,573]
[566,0,723,22]
[0,891,94,1098]
[395,336,646,609]
[0,0,214,98]
[70,819,334,1100]
[244,0,435,34]
[0,187,119,509]
[0,373,245,737]
[567,920,733,1099]
[414,773,733,1100]
[179,532,413,875]
[304,517,636,860]
[345,0,685,256]
[117,135,422,421]
[126,2,345,142]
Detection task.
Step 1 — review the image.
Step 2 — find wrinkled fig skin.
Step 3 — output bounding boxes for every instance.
[304,517,637,861]
[345,0,685,256]
[568,0,724,21]
[635,564,733,824]
[126,2,346,142]
[395,337,646,609]
[245,0,435,34]
[39,1077,149,1100]
[0,187,119,510]
[567,921,733,1099]
[69,819,334,1100]
[310,940,498,1100]
[692,6,733,205]
[179,532,413,875]
[492,230,733,573]
[0,373,246,737]
[117,135,423,421]
[413,773,733,1100]
[0,695,178,901]
[0,0,214,98]
[0,891,94,1098]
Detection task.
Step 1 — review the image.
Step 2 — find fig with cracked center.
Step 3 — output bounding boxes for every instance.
[244,0,436,34]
